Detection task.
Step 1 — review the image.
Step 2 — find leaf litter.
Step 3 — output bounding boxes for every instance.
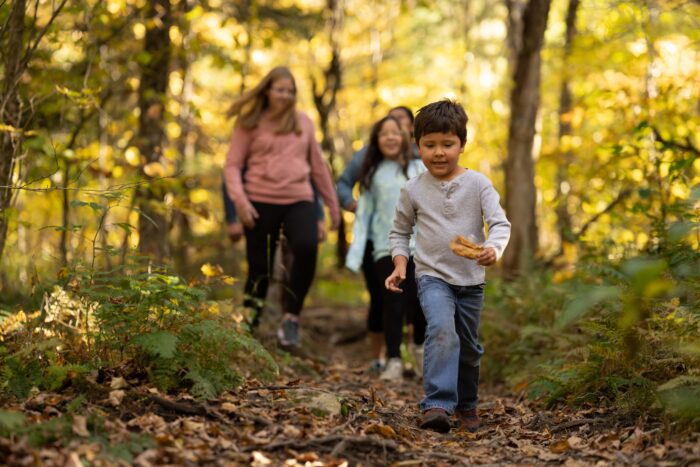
[1,306,699,466]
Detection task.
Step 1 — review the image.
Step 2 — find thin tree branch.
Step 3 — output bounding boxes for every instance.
[652,127,700,156]
[574,188,632,240]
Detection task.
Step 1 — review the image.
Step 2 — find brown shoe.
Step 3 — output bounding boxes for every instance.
[456,408,480,432]
[420,408,451,433]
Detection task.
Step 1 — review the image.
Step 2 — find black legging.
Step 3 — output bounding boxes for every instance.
[243,201,318,318]
[374,256,425,359]
[362,241,384,333]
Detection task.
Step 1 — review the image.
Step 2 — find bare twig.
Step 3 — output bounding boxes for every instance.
[427,451,471,465]
[243,434,400,453]
[551,417,606,432]
[0,173,181,194]
[148,394,207,415]
[575,189,631,240]
[21,0,70,71]
[652,127,700,156]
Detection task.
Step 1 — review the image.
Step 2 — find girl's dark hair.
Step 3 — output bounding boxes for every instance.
[389,106,414,123]
[359,116,412,191]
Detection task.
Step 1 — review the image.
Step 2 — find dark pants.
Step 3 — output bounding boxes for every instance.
[243,201,318,317]
[375,256,425,359]
[362,241,384,333]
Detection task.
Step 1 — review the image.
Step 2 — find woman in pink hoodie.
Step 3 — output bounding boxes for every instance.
[224,66,340,348]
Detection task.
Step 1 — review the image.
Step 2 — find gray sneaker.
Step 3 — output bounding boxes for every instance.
[277,318,300,348]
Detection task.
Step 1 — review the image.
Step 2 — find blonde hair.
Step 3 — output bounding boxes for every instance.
[226,66,301,134]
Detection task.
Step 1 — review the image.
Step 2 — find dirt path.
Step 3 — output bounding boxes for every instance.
[1,306,698,466]
[271,306,699,466]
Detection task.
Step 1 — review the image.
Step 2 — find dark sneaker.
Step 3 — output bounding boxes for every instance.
[420,408,451,433]
[277,318,300,348]
[456,408,480,432]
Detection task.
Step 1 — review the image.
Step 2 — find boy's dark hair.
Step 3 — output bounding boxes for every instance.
[413,99,468,145]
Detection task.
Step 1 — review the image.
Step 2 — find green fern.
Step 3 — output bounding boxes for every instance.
[134,331,178,359]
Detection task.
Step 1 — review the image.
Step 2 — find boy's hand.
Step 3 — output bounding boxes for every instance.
[477,247,497,266]
[385,268,405,293]
[386,255,408,292]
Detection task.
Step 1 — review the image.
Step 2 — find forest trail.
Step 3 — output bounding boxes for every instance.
[2,306,698,466]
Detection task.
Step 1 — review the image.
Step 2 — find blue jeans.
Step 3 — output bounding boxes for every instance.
[416,275,484,413]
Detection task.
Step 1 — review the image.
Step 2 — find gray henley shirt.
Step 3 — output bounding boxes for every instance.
[389,169,511,286]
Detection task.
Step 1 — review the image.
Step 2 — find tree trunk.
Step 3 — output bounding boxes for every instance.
[458,0,473,101]
[502,0,551,278]
[136,0,172,263]
[0,0,27,263]
[554,0,580,251]
[311,0,345,266]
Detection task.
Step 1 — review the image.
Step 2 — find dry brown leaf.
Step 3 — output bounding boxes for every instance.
[365,423,398,439]
[651,444,666,459]
[220,402,237,413]
[66,452,84,467]
[567,435,586,450]
[110,376,129,390]
[518,442,542,457]
[127,413,167,432]
[550,439,570,454]
[283,424,302,438]
[537,451,561,462]
[297,452,319,462]
[218,438,234,449]
[563,459,589,467]
[72,415,90,437]
[493,400,506,415]
[108,390,125,407]
[181,419,206,432]
[251,451,272,466]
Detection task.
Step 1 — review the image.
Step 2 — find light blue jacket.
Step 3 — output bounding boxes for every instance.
[336,146,367,210]
[336,144,420,210]
[346,159,425,272]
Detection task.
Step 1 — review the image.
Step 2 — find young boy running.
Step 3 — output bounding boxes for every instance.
[385,99,511,433]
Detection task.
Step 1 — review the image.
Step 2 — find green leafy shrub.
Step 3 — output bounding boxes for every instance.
[0,261,278,400]
[483,229,699,427]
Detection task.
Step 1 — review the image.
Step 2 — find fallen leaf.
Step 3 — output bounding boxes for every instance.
[108,390,125,407]
[182,419,205,432]
[127,413,167,432]
[365,423,398,439]
[251,451,272,466]
[220,402,237,413]
[72,415,90,437]
[66,452,84,467]
[550,439,570,454]
[297,452,319,462]
[538,451,561,461]
[563,459,589,467]
[567,435,586,450]
[651,444,666,458]
[283,424,302,438]
[110,376,129,390]
[518,442,542,456]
